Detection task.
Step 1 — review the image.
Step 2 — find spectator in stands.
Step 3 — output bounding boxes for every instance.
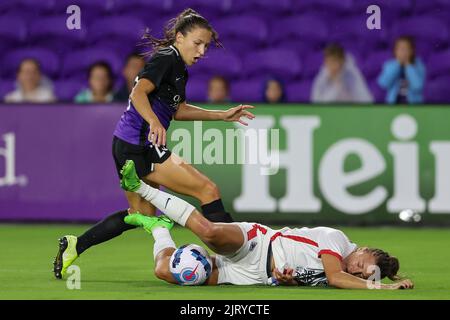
[4,58,56,103]
[75,61,114,103]
[114,53,146,102]
[311,44,373,104]
[207,75,230,103]
[263,77,286,103]
[377,36,426,104]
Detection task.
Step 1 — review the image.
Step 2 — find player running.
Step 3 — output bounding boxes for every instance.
[120,160,414,289]
[53,8,255,279]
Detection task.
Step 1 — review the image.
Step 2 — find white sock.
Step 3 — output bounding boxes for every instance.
[152,227,176,260]
[136,181,195,226]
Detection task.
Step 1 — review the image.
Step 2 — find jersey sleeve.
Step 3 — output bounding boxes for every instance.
[317,228,357,261]
[138,54,172,89]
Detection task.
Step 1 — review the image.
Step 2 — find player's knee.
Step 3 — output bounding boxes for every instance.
[200,180,220,202]
[200,222,219,243]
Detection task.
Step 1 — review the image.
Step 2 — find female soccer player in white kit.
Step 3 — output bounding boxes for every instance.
[121,160,414,289]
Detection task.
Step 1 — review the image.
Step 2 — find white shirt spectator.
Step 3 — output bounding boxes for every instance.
[312,54,373,103]
[5,85,56,103]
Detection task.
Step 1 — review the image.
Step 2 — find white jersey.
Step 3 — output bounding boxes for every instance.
[215,223,357,287]
[271,226,358,286]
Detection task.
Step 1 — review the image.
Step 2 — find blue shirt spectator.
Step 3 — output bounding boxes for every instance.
[75,61,114,103]
[377,36,426,104]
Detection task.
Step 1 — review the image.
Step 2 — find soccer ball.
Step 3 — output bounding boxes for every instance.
[169,244,212,286]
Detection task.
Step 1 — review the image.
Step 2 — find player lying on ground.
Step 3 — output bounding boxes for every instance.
[120,160,414,289]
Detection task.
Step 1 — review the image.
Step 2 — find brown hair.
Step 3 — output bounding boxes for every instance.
[367,248,400,281]
[88,61,114,92]
[394,35,416,63]
[18,58,41,73]
[324,44,345,61]
[141,8,222,56]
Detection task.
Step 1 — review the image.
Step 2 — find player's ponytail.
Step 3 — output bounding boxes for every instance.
[141,8,222,57]
[367,248,401,281]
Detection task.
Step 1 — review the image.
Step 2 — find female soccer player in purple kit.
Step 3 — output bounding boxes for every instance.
[53,8,255,279]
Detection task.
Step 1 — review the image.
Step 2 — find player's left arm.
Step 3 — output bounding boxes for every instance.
[174,102,255,125]
[154,250,179,285]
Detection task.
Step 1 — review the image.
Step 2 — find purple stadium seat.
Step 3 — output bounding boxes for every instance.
[425,76,450,103]
[193,50,242,79]
[352,0,413,13]
[54,79,85,102]
[231,78,264,102]
[113,0,173,13]
[186,78,208,102]
[28,16,86,46]
[243,49,302,80]
[1,48,60,78]
[362,51,392,80]
[89,16,145,43]
[219,39,255,55]
[53,0,112,13]
[61,48,122,78]
[53,0,113,24]
[414,0,450,12]
[230,0,292,14]
[368,80,385,103]
[171,0,231,17]
[427,50,450,79]
[329,15,389,46]
[89,39,140,59]
[278,42,319,57]
[0,15,27,43]
[87,16,146,56]
[391,17,449,43]
[293,0,353,12]
[0,0,16,12]
[214,16,268,47]
[19,0,55,12]
[286,81,312,103]
[302,53,323,78]
[270,14,328,46]
[0,79,15,100]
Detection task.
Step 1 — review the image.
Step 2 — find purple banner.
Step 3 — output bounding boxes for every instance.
[0,104,129,221]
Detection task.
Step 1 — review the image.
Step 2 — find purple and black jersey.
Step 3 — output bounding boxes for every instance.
[114,45,188,146]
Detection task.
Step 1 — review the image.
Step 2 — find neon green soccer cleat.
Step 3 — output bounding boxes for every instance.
[120,160,141,192]
[53,235,79,279]
[124,213,174,234]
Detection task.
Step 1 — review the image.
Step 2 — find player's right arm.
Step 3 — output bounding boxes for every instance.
[130,78,166,146]
[321,254,414,290]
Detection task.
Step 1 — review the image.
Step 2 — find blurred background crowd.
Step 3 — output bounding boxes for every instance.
[0,0,449,104]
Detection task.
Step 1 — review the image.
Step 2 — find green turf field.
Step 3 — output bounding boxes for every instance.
[0,224,449,300]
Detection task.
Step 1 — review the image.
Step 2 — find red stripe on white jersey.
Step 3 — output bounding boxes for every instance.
[270,232,319,247]
[318,249,342,261]
[247,224,268,241]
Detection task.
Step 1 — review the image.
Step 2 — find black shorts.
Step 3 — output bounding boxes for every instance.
[112,136,172,179]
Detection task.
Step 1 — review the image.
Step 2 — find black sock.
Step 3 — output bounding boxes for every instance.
[76,210,135,255]
[201,199,234,223]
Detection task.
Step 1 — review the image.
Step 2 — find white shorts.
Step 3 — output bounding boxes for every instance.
[215,222,276,285]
